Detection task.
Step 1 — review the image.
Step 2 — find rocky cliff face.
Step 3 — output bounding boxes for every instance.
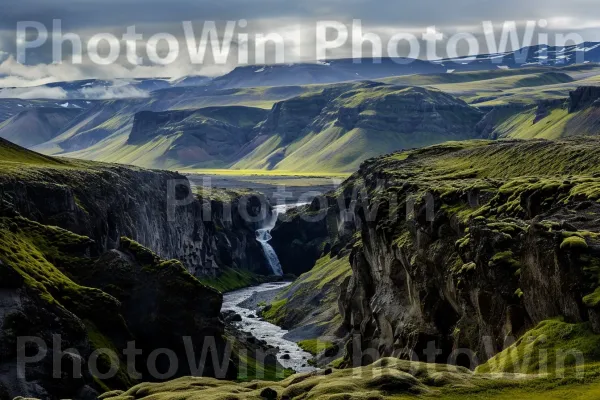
[0,162,267,278]
[0,140,271,399]
[569,86,600,112]
[335,139,600,367]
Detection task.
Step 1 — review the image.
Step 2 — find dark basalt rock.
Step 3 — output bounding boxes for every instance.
[334,139,600,368]
[569,86,600,112]
[0,164,267,278]
[260,387,278,399]
[0,154,270,398]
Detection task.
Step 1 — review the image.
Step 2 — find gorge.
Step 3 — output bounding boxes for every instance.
[3,136,600,400]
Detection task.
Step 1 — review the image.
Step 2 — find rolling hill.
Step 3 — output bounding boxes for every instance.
[0,107,82,148]
[481,86,600,140]
[52,82,485,173]
[233,82,485,172]
[3,57,600,174]
[64,106,269,169]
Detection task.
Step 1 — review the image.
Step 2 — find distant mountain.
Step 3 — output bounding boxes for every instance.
[53,106,268,169]
[0,107,82,148]
[0,99,91,123]
[124,106,268,168]
[233,82,485,172]
[31,98,157,155]
[6,42,600,102]
[2,46,600,174]
[50,82,485,172]
[482,86,600,140]
[442,42,600,69]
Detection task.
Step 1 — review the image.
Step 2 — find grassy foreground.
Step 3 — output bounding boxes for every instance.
[98,356,600,400]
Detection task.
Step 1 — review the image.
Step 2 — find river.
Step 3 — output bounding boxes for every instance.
[222,282,316,373]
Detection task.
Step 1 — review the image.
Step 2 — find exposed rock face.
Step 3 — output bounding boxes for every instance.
[0,108,82,148]
[85,238,234,380]
[235,82,486,172]
[569,86,600,112]
[270,203,330,276]
[0,220,234,399]
[127,107,269,168]
[0,142,270,399]
[336,139,600,367]
[0,164,268,278]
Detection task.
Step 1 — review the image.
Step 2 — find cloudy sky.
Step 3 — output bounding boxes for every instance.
[1,0,600,87]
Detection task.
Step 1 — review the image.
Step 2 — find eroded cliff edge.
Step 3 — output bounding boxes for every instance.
[336,138,600,367]
[0,138,272,399]
[0,148,268,278]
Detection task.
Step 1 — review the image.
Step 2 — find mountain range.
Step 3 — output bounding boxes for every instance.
[3,44,600,173]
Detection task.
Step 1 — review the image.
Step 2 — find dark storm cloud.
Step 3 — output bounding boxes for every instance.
[1,0,600,31]
[0,0,599,86]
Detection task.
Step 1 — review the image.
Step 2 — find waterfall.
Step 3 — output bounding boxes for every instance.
[256,205,286,276]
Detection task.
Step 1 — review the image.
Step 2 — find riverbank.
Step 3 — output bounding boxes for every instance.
[222,283,316,373]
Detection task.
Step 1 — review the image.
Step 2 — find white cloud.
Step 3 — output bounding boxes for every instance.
[0,55,232,88]
[79,85,149,99]
[0,86,68,99]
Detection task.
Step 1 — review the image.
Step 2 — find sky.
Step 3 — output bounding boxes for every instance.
[1,0,600,87]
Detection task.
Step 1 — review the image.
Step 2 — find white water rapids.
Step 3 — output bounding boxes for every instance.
[222,282,316,373]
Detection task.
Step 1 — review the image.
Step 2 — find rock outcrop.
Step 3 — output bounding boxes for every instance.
[569,86,600,112]
[0,157,268,278]
[334,139,600,367]
[0,139,272,398]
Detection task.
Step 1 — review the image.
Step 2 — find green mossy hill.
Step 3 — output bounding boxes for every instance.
[0,215,134,396]
[0,215,231,397]
[259,250,351,367]
[263,254,351,339]
[1,139,271,280]
[233,82,484,173]
[477,319,600,376]
[100,356,600,400]
[125,106,269,169]
[337,137,600,369]
[82,237,229,381]
[0,136,69,172]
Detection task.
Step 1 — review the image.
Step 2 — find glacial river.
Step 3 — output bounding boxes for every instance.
[222,282,316,373]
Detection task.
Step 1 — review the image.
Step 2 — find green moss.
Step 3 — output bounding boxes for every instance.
[583,287,600,308]
[457,262,477,274]
[261,299,288,326]
[262,254,351,339]
[489,251,521,269]
[120,237,159,266]
[297,339,335,356]
[560,236,589,251]
[477,319,600,376]
[100,355,600,400]
[198,268,258,293]
[329,357,345,369]
[0,216,118,313]
[85,321,136,390]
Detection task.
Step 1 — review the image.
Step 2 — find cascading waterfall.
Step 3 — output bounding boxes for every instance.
[256,205,286,276]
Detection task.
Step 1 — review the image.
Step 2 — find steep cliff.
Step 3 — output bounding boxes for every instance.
[0,139,271,399]
[337,138,600,367]
[234,82,486,172]
[0,138,268,279]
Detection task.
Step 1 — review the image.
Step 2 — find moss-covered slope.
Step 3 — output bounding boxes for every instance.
[336,138,600,368]
[99,354,600,400]
[0,140,277,398]
[0,214,232,399]
[234,83,484,173]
